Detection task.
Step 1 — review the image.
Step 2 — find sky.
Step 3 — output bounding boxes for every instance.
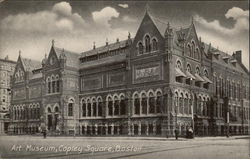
[0,0,249,68]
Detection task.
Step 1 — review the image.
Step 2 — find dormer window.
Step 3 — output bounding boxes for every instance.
[222,56,229,63]
[214,52,220,59]
[231,59,237,67]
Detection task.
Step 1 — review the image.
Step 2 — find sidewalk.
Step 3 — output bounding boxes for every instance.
[4,134,249,141]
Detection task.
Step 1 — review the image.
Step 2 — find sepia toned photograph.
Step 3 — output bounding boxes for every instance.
[0,0,249,159]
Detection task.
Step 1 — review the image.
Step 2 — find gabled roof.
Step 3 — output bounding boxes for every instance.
[52,46,80,69]
[80,39,132,58]
[147,12,167,37]
[21,57,41,72]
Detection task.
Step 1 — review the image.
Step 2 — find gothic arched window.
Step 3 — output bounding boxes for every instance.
[149,92,155,114]
[68,99,74,117]
[82,100,86,117]
[152,38,158,51]
[141,93,147,114]
[145,35,151,52]
[134,94,140,115]
[97,98,102,116]
[120,95,126,115]
[108,97,113,116]
[138,42,143,54]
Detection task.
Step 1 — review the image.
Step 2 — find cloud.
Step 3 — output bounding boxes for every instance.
[0,1,85,34]
[122,16,136,23]
[194,7,249,68]
[92,7,119,27]
[194,7,249,35]
[0,3,133,62]
[118,4,128,8]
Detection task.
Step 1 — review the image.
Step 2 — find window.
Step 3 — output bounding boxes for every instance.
[47,77,51,93]
[114,96,119,115]
[98,98,102,116]
[176,60,182,69]
[141,93,147,114]
[192,41,195,58]
[134,94,140,115]
[68,99,74,116]
[51,75,55,93]
[138,42,143,54]
[92,99,97,116]
[145,35,151,52]
[82,100,86,117]
[156,92,162,113]
[149,92,155,114]
[179,94,183,114]
[120,95,126,115]
[196,48,200,59]
[152,38,158,51]
[87,99,91,117]
[56,75,60,92]
[108,97,113,116]
[187,44,192,57]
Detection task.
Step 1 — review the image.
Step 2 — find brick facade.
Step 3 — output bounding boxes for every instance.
[8,11,249,136]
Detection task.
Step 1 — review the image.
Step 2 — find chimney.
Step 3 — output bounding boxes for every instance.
[93,42,96,50]
[235,50,242,63]
[106,38,108,46]
[116,38,119,43]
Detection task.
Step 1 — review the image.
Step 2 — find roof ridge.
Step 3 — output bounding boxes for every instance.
[54,46,80,55]
[82,39,130,54]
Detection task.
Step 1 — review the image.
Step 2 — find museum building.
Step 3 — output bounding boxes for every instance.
[8,11,249,136]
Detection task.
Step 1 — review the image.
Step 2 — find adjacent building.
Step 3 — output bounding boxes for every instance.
[0,56,16,134]
[8,11,249,136]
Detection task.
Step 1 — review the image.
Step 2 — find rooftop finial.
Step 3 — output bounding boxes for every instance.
[191,16,194,24]
[19,50,21,56]
[128,32,131,39]
[52,39,55,47]
[116,38,119,43]
[146,3,149,13]
[93,41,96,49]
[167,22,170,29]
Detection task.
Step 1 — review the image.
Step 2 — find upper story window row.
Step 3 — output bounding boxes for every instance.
[213,73,249,100]
[80,48,126,63]
[46,74,60,94]
[137,34,158,55]
[186,40,200,60]
[175,59,211,89]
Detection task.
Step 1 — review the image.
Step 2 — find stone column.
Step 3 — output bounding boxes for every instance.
[105,124,108,135]
[95,124,98,135]
[117,125,120,135]
[111,124,114,135]
[138,122,141,136]
[146,122,149,136]
[153,122,156,135]
[131,123,134,136]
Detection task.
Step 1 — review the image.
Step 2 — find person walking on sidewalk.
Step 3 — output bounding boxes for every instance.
[174,128,179,140]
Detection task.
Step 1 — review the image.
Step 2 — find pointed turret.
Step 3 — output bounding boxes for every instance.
[164,22,174,52]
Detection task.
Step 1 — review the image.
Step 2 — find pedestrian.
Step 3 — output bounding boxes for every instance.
[174,129,179,140]
[43,129,47,139]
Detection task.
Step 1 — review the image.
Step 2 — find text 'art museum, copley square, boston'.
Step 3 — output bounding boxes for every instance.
[3,10,250,137]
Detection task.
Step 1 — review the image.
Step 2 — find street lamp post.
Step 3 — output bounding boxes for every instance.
[227,111,229,138]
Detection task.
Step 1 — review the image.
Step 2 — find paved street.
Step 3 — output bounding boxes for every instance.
[0,135,249,159]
